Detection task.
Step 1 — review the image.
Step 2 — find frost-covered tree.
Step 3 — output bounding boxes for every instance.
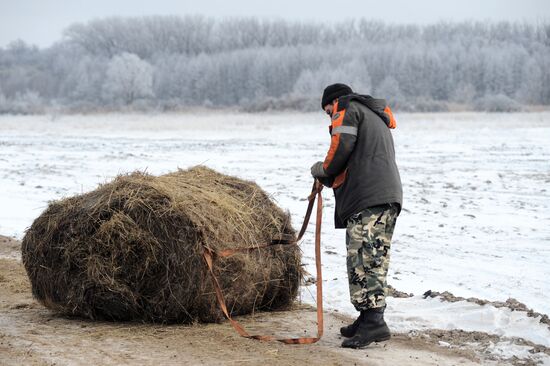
[376,76,404,107]
[1,17,550,112]
[516,58,545,104]
[0,90,44,114]
[60,55,108,106]
[341,58,372,94]
[102,53,153,105]
[0,89,7,113]
[451,82,477,104]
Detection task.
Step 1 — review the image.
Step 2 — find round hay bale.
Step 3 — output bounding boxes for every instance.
[21,166,301,323]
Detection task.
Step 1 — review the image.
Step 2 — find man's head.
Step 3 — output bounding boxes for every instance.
[321,83,353,116]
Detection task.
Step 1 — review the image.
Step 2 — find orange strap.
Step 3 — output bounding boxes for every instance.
[202,180,324,344]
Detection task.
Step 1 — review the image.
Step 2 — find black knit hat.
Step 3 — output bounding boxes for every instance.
[321,83,353,109]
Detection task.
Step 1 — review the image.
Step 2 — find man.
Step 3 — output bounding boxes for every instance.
[310,83,402,349]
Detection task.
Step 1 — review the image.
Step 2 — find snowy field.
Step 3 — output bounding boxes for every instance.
[1,111,549,361]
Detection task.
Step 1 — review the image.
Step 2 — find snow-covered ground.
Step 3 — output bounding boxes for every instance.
[1,112,549,362]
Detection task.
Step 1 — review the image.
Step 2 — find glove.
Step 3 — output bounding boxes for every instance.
[310,161,328,178]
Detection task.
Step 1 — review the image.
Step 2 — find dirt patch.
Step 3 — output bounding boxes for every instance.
[415,329,550,366]
[0,235,20,260]
[0,235,532,365]
[423,290,550,330]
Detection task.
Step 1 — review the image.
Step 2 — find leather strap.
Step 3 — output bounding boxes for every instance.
[202,180,324,344]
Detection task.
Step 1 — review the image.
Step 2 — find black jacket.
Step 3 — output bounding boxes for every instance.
[320,94,403,228]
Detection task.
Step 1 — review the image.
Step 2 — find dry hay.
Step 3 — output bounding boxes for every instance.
[21,166,301,323]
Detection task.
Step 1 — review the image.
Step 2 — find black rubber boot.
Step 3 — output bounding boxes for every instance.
[340,312,362,337]
[341,307,391,349]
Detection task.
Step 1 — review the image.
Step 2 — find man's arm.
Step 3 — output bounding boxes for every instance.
[322,102,361,176]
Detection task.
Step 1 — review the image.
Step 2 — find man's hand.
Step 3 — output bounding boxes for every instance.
[310,161,329,178]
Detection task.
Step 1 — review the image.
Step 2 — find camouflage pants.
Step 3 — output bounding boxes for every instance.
[345,204,398,311]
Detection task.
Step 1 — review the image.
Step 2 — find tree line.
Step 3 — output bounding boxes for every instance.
[0,16,549,114]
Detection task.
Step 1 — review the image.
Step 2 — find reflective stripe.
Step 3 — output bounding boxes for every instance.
[331,125,358,136]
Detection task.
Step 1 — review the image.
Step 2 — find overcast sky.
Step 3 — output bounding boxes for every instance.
[1,0,549,48]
